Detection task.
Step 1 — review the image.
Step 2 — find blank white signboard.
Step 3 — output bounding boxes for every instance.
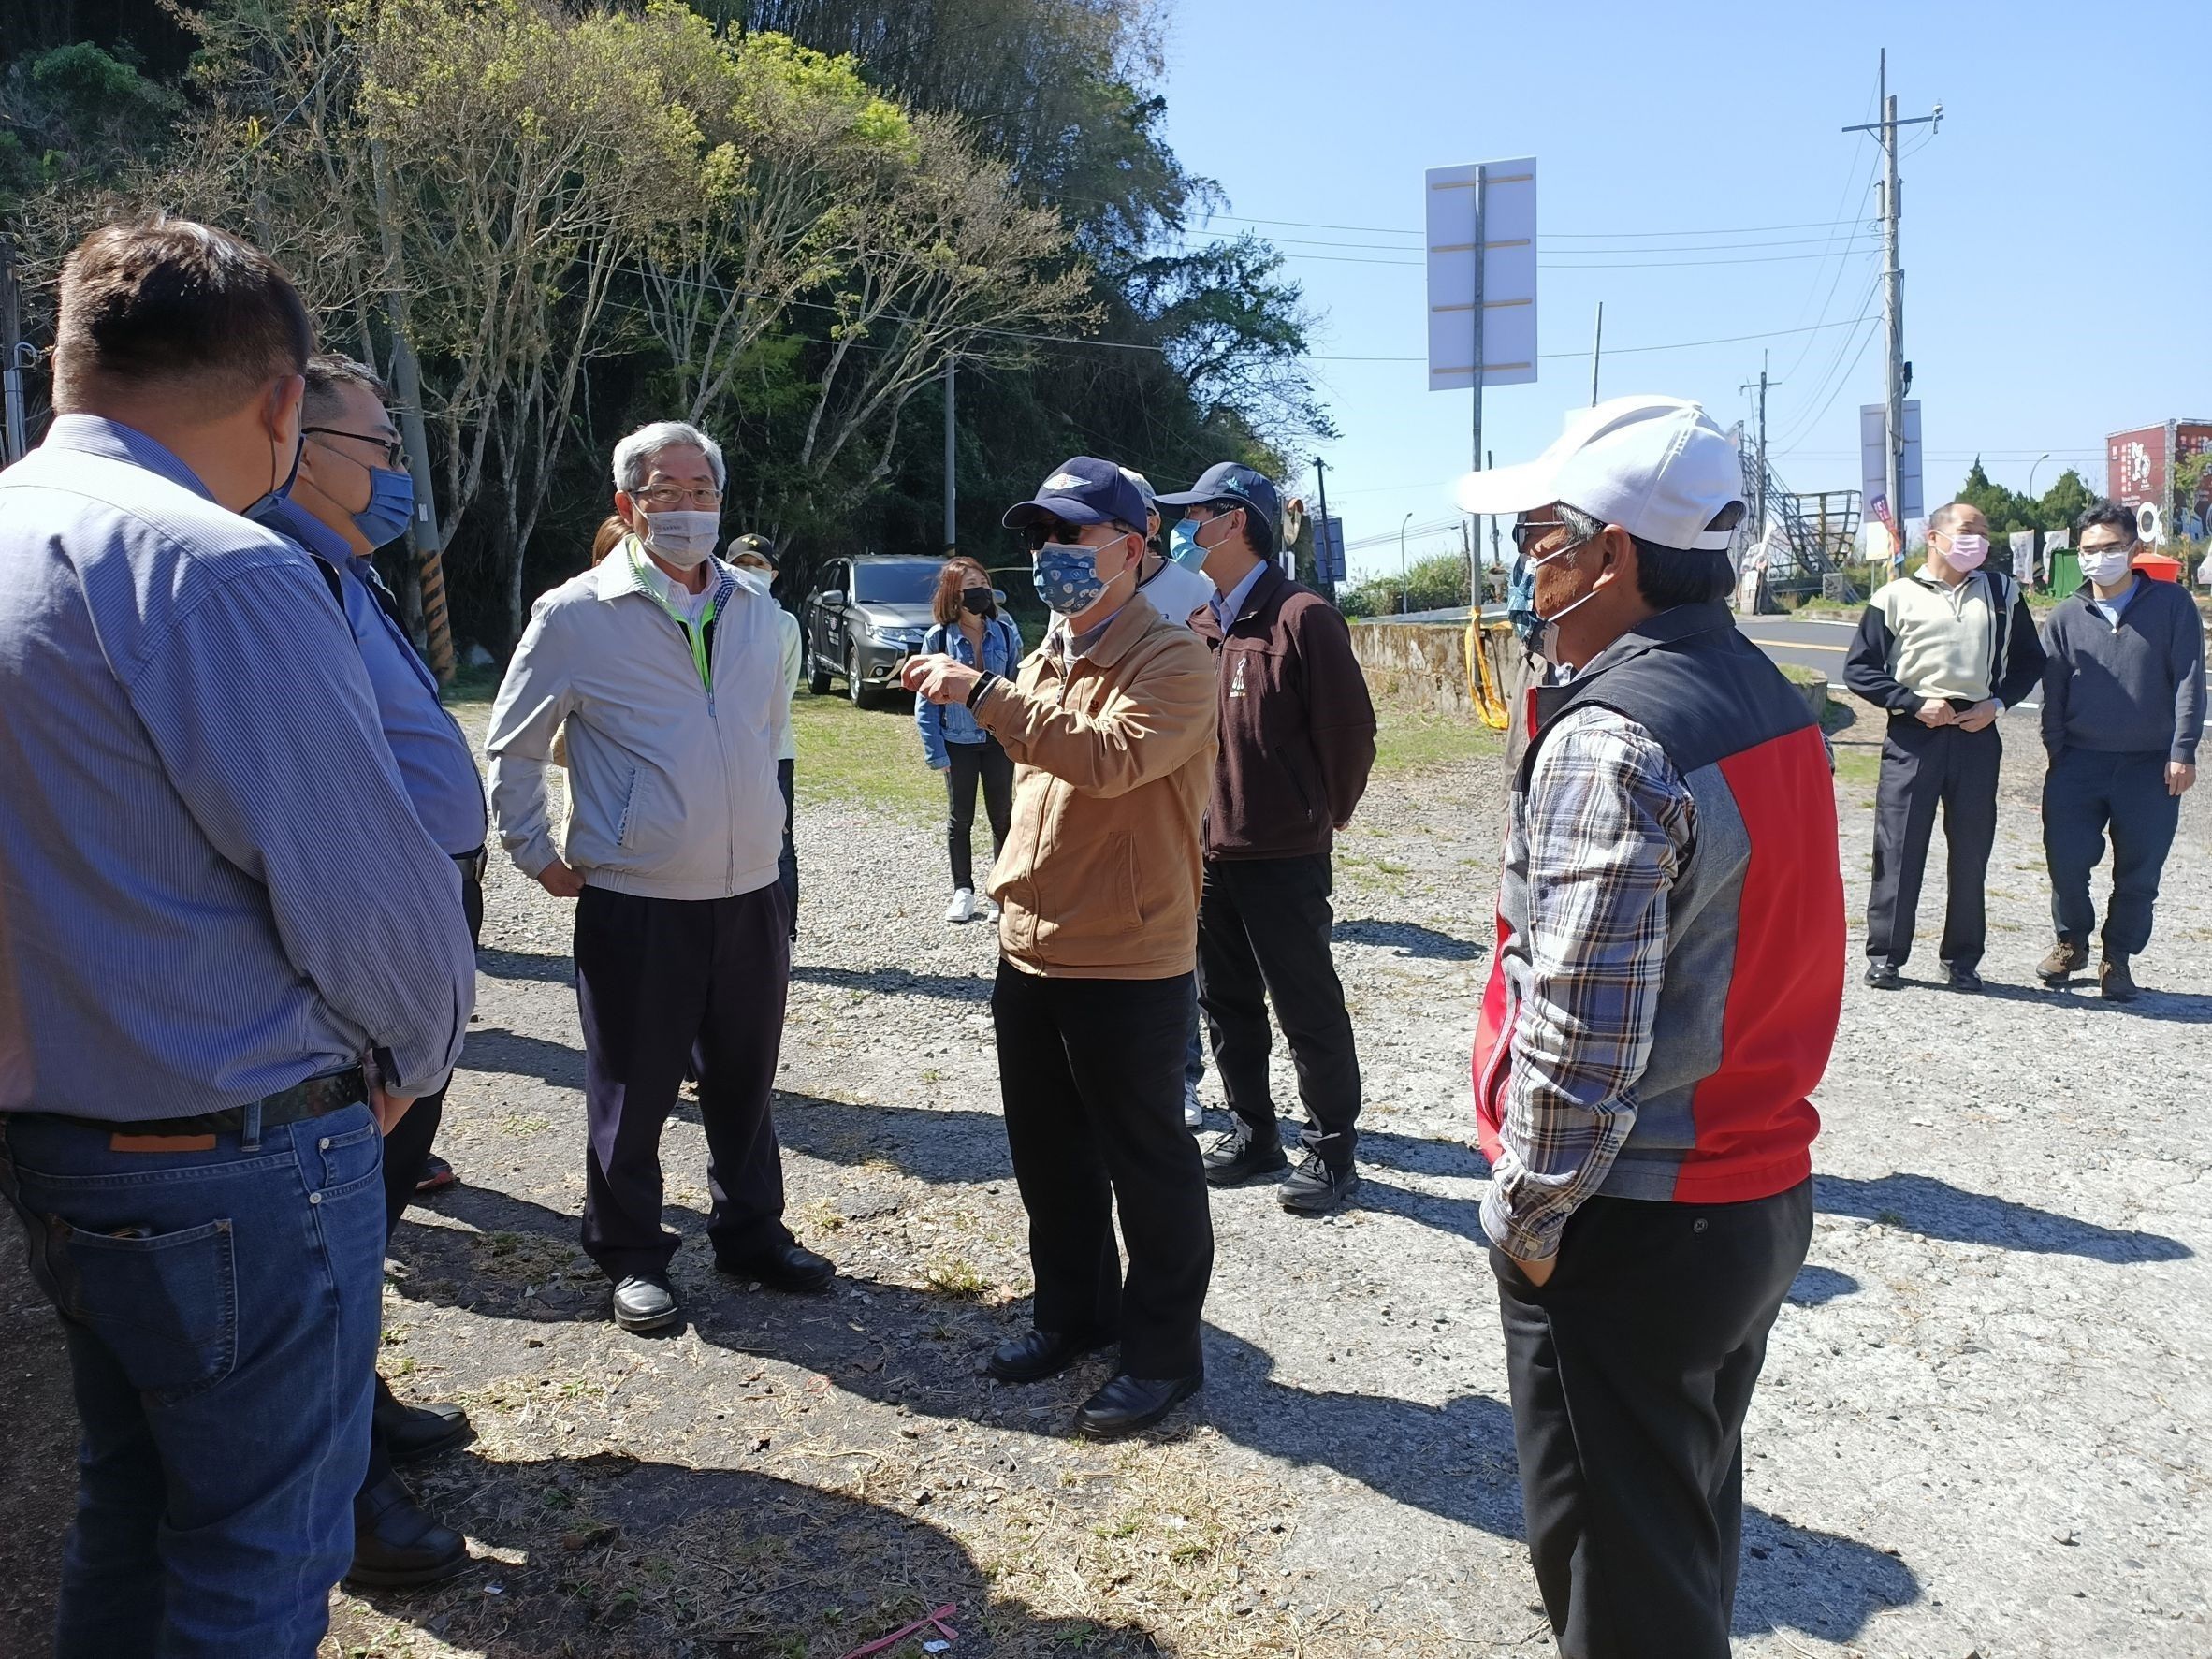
[1426,157,1537,391]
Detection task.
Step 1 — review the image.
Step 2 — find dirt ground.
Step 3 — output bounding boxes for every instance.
[3,689,2209,1659]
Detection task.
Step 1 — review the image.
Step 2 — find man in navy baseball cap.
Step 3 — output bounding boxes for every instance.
[1157,462,1282,558]
[1001,456,1152,536]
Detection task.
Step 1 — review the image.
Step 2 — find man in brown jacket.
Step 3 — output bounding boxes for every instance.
[1160,464,1377,1213]
[904,457,1218,1438]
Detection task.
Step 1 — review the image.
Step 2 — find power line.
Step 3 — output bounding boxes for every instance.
[1271,246,1886,273]
[1180,208,1873,241]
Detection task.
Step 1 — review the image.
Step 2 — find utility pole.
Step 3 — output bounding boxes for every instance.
[1844,51,1941,561]
[0,236,26,466]
[1487,448,1501,572]
[1311,454,1334,599]
[371,139,454,680]
[1398,511,1413,616]
[1589,300,1604,407]
[1739,352,1769,538]
[941,357,956,554]
[1467,162,1488,619]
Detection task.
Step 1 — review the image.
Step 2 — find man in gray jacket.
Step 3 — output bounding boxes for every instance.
[488,421,832,1332]
[2036,502,2205,1000]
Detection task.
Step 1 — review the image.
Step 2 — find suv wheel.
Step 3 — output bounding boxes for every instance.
[846,642,879,709]
[807,655,832,696]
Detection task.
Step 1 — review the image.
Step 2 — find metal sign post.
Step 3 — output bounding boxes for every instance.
[1427,156,1536,604]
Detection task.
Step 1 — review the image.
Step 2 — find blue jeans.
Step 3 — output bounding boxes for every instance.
[0,1102,386,1658]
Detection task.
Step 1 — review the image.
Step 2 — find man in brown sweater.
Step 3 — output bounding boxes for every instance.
[904,457,1218,1439]
[1160,464,1378,1214]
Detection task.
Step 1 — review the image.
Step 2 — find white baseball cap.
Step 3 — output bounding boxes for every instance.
[1456,395,1744,553]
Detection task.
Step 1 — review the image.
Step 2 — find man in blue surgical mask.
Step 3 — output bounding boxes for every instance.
[254,353,487,1591]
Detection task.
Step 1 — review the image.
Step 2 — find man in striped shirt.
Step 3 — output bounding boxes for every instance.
[0,223,475,1655]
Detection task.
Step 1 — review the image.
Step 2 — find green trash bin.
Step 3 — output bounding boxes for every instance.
[2048,549,2080,593]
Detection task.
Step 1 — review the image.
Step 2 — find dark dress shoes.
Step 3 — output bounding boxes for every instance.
[1076,1370,1202,1440]
[374,1376,473,1463]
[1863,961,1901,990]
[715,1240,836,1293]
[1945,965,1984,994]
[985,1327,1116,1385]
[347,1471,469,1589]
[611,1273,680,1332]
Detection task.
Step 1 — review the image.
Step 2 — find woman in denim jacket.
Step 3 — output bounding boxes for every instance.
[915,557,1024,922]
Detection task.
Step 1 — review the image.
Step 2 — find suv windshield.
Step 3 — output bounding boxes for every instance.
[852,561,941,605]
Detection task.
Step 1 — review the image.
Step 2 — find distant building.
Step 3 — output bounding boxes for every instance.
[2107,419,2212,540]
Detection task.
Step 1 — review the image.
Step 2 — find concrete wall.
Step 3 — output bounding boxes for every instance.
[1351,618,1828,742]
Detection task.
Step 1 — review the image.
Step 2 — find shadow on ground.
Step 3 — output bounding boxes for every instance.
[339,1449,1164,1657]
[1331,919,1488,962]
[391,1180,1920,1643]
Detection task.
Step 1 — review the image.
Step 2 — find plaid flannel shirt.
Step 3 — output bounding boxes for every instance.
[1479,704,1697,1261]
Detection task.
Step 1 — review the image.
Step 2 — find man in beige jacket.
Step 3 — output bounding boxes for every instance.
[905,457,1217,1439]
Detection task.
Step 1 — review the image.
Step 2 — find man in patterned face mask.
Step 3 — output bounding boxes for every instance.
[903,457,1220,1440]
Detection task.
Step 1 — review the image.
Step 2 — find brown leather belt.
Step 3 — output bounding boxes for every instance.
[53,1066,367,1140]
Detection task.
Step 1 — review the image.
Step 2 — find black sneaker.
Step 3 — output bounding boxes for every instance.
[1201,1128,1288,1186]
[1863,961,1901,990]
[1278,1150,1358,1215]
[1944,965,1984,994]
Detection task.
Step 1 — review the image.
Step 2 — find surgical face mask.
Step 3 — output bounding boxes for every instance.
[641,508,720,570]
[352,464,415,550]
[1527,535,1603,663]
[1166,517,1208,570]
[2079,544,2134,588]
[1940,531,1988,572]
[244,429,304,521]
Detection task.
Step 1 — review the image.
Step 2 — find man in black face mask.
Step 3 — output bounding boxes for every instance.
[255,353,488,1588]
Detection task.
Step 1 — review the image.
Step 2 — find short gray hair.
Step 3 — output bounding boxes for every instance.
[612,420,725,495]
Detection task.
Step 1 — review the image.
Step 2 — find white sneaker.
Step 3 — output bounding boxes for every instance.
[1183,1084,1204,1129]
[944,888,976,924]
[978,895,1000,921]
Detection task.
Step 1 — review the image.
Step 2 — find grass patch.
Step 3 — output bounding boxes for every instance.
[792,689,942,822]
[1373,706,1505,775]
[1833,747,1883,788]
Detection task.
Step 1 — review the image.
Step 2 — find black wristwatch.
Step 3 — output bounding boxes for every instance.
[965,671,998,710]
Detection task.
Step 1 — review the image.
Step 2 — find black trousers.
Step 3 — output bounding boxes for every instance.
[1493,1181,1812,1659]
[366,853,484,1491]
[945,736,1014,892]
[574,883,793,1279]
[2044,748,2181,959]
[1196,853,1361,1164]
[777,757,799,941]
[992,961,1214,1378]
[1866,718,2001,970]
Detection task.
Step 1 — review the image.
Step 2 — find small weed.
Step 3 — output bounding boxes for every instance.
[502,1113,552,1136]
[923,1258,989,1300]
[1875,1207,1905,1227]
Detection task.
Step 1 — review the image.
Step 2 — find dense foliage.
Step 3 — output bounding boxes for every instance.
[0,0,1327,652]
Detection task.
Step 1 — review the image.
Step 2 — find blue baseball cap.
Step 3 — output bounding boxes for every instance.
[1156,462,1281,553]
[1001,457,1150,532]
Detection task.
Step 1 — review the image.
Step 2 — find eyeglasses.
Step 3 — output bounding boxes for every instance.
[303,426,405,470]
[1509,518,1578,554]
[632,484,724,509]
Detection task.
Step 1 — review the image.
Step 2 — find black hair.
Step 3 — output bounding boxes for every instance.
[302,353,391,422]
[1555,501,1743,606]
[55,219,313,410]
[2075,501,2139,546]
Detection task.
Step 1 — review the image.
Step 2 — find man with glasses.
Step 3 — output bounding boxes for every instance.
[1462,397,1842,1658]
[487,421,833,1335]
[1845,501,2045,991]
[2034,502,2203,999]
[254,353,486,1587]
[903,458,1218,1439]
[1157,463,1376,1213]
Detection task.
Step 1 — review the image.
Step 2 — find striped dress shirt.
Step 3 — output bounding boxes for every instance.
[0,415,475,1120]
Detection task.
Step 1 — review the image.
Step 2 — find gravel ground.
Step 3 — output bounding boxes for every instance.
[2,689,2208,1658]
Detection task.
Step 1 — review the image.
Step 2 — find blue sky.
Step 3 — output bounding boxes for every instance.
[1150,0,2212,581]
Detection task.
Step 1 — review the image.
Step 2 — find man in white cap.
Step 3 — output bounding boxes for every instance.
[1461,396,1845,1658]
